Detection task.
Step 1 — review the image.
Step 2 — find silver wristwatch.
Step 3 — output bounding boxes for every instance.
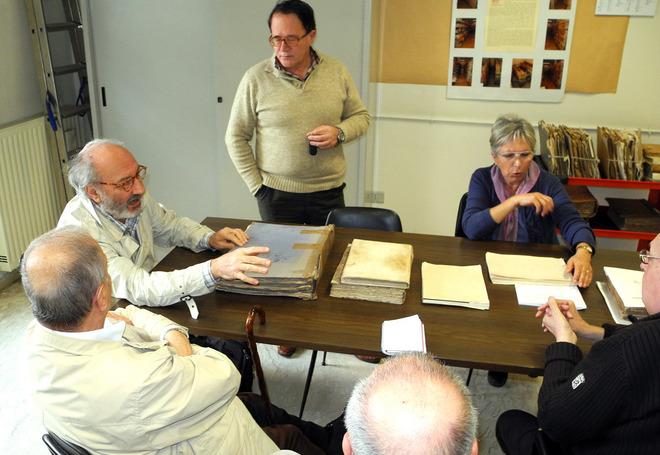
[337,128,345,144]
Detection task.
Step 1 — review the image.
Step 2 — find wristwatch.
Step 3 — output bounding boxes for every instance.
[337,128,345,144]
[576,244,593,255]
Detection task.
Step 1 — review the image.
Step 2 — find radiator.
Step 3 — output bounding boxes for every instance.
[0,117,62,271]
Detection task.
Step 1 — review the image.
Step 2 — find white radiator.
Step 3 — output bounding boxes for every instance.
[0,117,62,271]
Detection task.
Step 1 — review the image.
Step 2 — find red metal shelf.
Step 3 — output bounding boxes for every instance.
[592,228,657,241]
[567,177,660,190]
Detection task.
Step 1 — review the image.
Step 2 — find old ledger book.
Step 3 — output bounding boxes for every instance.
[340,239,413,289]
[216,222,334,300]
[485,252,572,285]
[330,244,406,304]
[421,262,490,310]
[603,266,646,318]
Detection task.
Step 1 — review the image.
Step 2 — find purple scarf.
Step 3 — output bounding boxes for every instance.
[490,161,541,241]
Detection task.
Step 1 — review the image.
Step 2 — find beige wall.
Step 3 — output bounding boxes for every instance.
[0,0,41,126]
[365,13,660,250]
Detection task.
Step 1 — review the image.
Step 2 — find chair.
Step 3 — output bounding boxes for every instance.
[455,192,468,238]
[454,192,475,386]
[299,207,403,418]
[245,305,270,409]
[42,432,91,455]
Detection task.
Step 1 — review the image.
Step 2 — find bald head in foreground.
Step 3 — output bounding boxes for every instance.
[343,353,478,455]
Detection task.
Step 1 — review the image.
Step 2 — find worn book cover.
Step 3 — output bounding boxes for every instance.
[340,239,413,289]
[330,244,406,304]
[485,252,572,285]
[421,262,489,310]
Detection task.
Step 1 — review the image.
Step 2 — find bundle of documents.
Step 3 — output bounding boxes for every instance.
[330,239,413,305]
[330,244,406,304]
[642,144,660,181]
[514,284,586,310]
[603,266,647,318]
[606,198,660,232]
[597,127,643,180]
[485,252,572,285]
[216,222,334,300]
[381,315,426,355]
[421,262,490,310]
[539,120,599,179]
[564,185,598,219]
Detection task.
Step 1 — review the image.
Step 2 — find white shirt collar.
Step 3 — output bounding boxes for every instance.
[39,318,125,342]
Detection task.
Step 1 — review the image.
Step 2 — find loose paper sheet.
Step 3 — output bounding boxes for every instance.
[596,0,657,16]
[514,284,586,310]
[381,315,427,355]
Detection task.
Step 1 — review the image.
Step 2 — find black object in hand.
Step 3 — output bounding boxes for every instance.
[309,143,318,156]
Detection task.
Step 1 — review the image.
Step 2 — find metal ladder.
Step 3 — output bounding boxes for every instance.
[25,0,93,200]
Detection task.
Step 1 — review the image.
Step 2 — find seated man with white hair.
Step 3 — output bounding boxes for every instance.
[58,138,271,307]
[343,353,478,455]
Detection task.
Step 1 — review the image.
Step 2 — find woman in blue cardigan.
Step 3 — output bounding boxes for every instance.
[462,114,596,387]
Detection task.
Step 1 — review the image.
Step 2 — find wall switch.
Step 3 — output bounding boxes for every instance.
[365,191,385,204]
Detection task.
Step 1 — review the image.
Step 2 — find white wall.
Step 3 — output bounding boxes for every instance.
[367,13,660,245]
[0,0,42,126]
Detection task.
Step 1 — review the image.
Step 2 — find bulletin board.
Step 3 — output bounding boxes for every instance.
[369,0,629,93]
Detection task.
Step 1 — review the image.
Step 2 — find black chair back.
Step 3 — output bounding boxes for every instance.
[455,192,468,238]
[42,433,91,455]
[325,207,402,232]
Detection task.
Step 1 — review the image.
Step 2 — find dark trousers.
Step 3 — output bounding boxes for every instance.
[496,409,567,455]
[256,184,345,226]
[238,393,345,455]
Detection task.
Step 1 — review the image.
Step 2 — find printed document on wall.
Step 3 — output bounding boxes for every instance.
[447,0,576,102]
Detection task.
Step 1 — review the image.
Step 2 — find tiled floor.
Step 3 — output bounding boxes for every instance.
[0,279,541,454]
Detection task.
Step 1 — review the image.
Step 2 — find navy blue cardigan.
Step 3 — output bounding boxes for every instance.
[462,166,595,249]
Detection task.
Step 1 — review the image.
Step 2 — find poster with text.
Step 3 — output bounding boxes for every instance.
[447,0,576,102]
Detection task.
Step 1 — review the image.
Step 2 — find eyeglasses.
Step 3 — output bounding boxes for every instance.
[96,165,147,192]
[496,151,534,161]
[639,250,660,264]
[268,31,311,47]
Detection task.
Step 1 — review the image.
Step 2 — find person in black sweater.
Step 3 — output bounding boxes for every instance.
[496,233,660,455]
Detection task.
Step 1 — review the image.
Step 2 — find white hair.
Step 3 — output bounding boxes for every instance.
[345,353,477,455]
[67,138,126,193]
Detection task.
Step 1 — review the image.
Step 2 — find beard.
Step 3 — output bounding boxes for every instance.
[98,192,144,220]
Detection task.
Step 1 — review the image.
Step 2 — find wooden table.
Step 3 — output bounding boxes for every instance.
[151,217,639,376]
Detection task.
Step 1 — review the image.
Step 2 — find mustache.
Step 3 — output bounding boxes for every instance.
[127,194,142,205]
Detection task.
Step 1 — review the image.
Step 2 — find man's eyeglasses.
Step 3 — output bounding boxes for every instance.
[269,31,311,47]
[639,250,660,264]
[496,151,534,161]
[96,165,147,192]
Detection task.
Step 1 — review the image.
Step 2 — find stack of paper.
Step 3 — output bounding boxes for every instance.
[514,284,586,310]
[642,144,660,181]
[597,127,643,180]
[381,315,426,355]
[330,239,413,305]
[216,222,334,300]
[485,252,572,285]
[421,262,490,310]
[603,266,646,318]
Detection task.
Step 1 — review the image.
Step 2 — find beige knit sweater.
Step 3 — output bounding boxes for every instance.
[225,52,370,195]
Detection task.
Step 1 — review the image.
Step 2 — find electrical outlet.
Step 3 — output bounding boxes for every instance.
[364,191,385,203]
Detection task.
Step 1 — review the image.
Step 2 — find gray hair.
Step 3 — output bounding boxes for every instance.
[489,114,536,155]
[68,138,125,193]
[21,226,107,330]
[345,353,478,455]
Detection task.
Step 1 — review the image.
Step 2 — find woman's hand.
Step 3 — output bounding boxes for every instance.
[512,192,555,217]
[565,245,593,288]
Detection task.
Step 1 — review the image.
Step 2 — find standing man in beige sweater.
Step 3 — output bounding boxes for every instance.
[226,0,370,228]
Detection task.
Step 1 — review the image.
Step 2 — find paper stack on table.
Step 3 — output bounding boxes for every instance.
[216,222,334,300]
[514,284,586,310]
[485,252,572,285]
[603,266,646,318]
[381,315,426,355]
[330,239,413,305]
[421,262,490,310]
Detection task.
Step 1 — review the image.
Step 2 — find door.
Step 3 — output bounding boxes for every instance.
[88,1,369,222]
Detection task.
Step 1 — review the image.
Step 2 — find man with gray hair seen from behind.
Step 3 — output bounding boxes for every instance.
[58,138,271,308]
[343,353,478,455]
